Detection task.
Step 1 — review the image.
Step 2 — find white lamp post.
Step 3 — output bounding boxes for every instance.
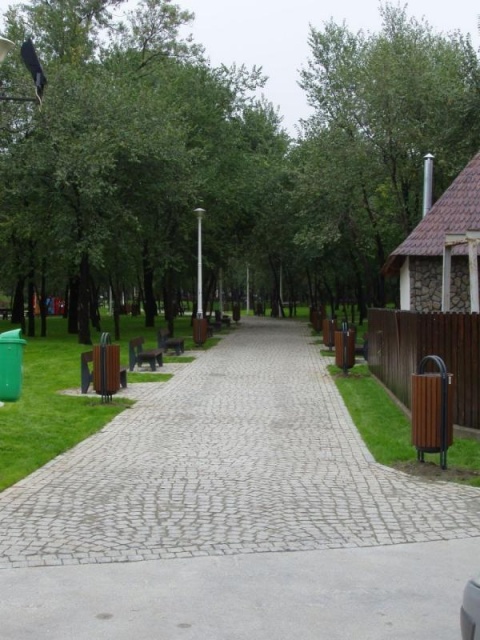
[194,208,205,318]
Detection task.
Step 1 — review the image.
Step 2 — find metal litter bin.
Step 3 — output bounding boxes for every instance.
[0,328,27,402]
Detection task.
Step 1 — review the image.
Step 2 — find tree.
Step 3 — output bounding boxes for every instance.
[0,0,197,342]
[296,2,480,306]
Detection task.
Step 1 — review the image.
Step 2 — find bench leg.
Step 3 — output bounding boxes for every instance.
[81,374,92,394]
[81,369,92,394]
[120,370,127,388]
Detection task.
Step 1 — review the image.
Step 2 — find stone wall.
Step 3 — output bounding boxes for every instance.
[410,256,476,312]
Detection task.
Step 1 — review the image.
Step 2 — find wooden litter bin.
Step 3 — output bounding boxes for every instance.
[411,372,454,452]
[322,318,337,348]
[311,309,322,333]
[193,317,208,345]
[334,329,356,369]
[93,343,120,396]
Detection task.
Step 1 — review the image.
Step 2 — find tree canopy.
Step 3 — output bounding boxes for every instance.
[0,1,479,335]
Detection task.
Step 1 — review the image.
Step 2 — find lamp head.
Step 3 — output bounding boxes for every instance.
[20,38,47,99]
[0,36,14,63]
[194,207,206,220]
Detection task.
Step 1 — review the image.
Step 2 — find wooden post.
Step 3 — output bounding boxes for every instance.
[467,231,480,313]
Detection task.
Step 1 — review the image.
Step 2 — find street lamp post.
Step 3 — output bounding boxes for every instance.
[193,208,207,344]
[194,208,205,318]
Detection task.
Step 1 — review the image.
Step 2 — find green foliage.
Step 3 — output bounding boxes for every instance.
[332,364,414,463]
[0,312,223,491]
[296,2,480,306]
[0,331,132,490]
[1,1,480,327]
[0,0,289,340]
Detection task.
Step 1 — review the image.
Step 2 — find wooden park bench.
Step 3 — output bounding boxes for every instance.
[80,351,127,394]
[213,310,233,330]
[157,328,185,355]
[355,333,368,360]
[129,337,164,371]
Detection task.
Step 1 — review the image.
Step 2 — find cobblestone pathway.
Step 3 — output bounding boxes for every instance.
[0,317,479,569]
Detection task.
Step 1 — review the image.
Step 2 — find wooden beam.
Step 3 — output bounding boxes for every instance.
[467,232,480,313]
[442,244,452,311]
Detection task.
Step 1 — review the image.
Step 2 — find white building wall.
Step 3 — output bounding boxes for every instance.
[400,257,411,310]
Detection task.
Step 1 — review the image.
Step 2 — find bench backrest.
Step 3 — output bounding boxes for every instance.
[130,336,145,351]
[129,337,145,370]
[81,351,93,365]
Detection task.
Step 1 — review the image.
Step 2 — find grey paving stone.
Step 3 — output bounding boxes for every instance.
[0,316,479,570]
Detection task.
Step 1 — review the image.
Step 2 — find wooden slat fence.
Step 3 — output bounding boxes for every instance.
[368,309,480,431]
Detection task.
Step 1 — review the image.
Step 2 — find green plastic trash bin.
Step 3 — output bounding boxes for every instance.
[0,329,27,402]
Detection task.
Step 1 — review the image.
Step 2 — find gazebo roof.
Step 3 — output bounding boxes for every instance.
[384,151,480,275]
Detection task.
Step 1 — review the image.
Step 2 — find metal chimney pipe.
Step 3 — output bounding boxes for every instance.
[423,153,434,217]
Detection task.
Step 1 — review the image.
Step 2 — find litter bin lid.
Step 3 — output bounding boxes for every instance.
[0,329,27,344]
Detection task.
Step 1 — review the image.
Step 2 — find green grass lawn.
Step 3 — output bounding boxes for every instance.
[1,309,477,494]
[330,363,480,487]
[0,313,229,491]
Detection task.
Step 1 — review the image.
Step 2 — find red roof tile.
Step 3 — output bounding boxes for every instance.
[384,151,480,273]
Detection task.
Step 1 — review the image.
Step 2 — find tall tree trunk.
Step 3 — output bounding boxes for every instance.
[89,276,101,332]
[109,276,121,341]
[27,275,35,338]
[204,272,216,319]
[63,283,69,319]
[361,187,386,307]
[67,278,80,334]
[142,243,157,328]
[11,277,25,331]
[268,256,284,318]
[77,253,91,345]
[40,269,47,337]
[306,267,314,309]
[163,268,175,335]
[321,275,336,319]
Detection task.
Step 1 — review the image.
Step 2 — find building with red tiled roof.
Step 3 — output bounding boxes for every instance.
[383,152,480,312]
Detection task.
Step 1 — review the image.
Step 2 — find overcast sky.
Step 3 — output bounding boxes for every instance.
[177,0,480,134]
[1,0,479,134]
